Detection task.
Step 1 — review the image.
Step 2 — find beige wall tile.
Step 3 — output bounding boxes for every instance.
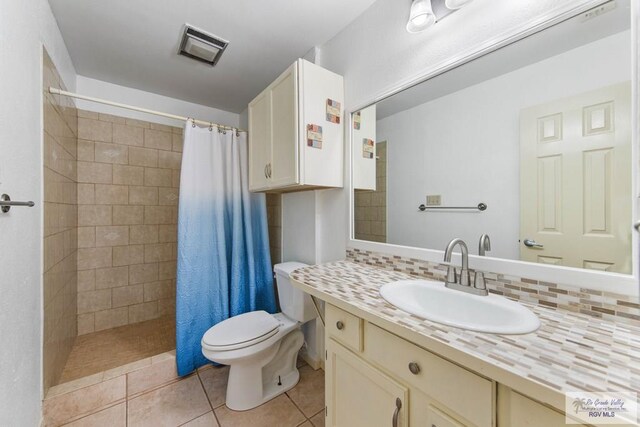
[150,123,173,132]
[98,113,126,124]
[95,184,128,205]
[78,227,95,248]
[77,140,94,161]
[129,186,158,205]
[79,205,112,226]
[77,289,111,314]
[143,280,172,302]
[158,188,179,206]
[129,147,158,167]
[158,261,176,280]
[129,263,158,284]
[144,243,173,263]
[113,165,143,185]
[78,269,96,292]
[94,308,129,332]
[78,161,112,184]
[158,151,182,169]
[113,205,144,225]
[130,225,159,245]
[112,285,144,308]
[95,266,129,289]
[94,142,128,164]
[95,225,129,247]
[172,133,183,152]
[144,129,172,150]
[172,170,180,188]
[77,313,95,335]
[113,123,144,146]
[77,110,99,120]
[78,247,112,270]
[144,206,173,224]
[113,245,145,266]
[158,225,177,243]
[125,118,150,128]
[128,301,159,324]
[78,117,113,143]
[78,183,95,205]
[144,168,172,187]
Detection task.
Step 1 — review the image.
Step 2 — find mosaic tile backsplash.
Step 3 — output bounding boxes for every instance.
[346,248,640,323]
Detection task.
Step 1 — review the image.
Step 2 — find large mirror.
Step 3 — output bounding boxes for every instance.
[351,0,634,274]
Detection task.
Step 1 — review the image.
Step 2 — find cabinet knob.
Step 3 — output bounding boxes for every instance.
[336,321,344,330]
[408,362,421,375]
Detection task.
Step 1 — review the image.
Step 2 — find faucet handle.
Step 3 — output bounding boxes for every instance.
[474,271,487,291]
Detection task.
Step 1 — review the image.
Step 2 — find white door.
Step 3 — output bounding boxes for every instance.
[520,82,631,273]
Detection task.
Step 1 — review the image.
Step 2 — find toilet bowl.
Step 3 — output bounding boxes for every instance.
[201,262,316,411]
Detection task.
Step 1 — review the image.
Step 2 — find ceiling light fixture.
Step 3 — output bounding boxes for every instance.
[445,0,474,9]
[406,0,437,33]
[178,24,229,67]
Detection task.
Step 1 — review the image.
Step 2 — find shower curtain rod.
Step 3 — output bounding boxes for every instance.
[48,87,246,133]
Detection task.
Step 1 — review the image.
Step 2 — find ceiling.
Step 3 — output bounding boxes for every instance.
[48,0,378,113]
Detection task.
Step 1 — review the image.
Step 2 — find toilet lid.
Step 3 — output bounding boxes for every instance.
[202,311,280,351]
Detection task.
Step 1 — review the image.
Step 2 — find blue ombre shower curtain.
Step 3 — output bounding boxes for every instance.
[176,123,276,376]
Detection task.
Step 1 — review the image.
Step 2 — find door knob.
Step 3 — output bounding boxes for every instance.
[336,321,344,330]
[523,238,544,248]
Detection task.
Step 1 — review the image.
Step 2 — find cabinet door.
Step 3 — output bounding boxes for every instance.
[248,89,272,191]
[498,385,583,426]
[326,339,408,427]
[269,62,298,188]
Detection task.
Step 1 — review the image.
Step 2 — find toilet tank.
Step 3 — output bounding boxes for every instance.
[274,262,317,323]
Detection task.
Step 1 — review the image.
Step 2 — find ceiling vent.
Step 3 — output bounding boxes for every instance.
[178,25,228,66]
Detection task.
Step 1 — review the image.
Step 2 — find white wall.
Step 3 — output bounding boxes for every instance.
[0,1,76,425]
[379,31,630,259]
[75,76,240,128]
[303,0,605,262]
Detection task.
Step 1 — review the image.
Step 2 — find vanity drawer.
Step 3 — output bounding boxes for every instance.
[325,304,363,352]
[365,322,493,427]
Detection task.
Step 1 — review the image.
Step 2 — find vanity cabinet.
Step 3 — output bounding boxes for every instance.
[248,59,344,193]
[325,304,492,427]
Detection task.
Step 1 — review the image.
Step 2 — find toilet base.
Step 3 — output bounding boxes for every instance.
[225,328,304,411]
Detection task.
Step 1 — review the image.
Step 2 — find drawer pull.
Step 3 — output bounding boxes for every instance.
[336,321,344,330]
[408,362,421,375]
[392,397,402,427]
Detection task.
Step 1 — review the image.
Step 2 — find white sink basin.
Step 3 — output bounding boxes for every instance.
[379,280,540,334]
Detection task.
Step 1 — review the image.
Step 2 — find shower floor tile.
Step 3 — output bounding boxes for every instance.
[58,316,175,384]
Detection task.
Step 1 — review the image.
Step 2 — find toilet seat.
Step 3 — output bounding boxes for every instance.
[201,310,280,351]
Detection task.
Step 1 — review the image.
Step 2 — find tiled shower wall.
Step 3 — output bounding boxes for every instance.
[354,141,387,242]
[75,111,182,335]
[43,50,78,390]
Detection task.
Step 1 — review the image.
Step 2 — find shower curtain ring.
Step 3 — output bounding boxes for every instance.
[209,122,213,132]
[191,118,196,128]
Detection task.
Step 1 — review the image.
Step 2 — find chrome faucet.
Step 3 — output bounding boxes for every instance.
[444,238,488,296]
[474,234,491,293]
[478,233,491,256]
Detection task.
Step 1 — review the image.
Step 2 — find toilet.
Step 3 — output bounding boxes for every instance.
[201,262,316,411]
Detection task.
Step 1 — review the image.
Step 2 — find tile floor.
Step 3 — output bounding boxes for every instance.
[59,316,175,383]
[45,351,324,427]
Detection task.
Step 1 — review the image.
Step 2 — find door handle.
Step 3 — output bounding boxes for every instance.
[264,165,268,179]
[523,239,544,248]
[392,397,402,427]
[267,163,272,178]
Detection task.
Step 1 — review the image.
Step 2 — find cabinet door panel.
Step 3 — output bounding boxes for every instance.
[270,63,298,188]
[326,339,408,427]
[248,90,271,191]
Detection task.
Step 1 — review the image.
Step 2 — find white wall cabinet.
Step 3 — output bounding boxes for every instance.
[324,303,587,427]
[248,59,344,193]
